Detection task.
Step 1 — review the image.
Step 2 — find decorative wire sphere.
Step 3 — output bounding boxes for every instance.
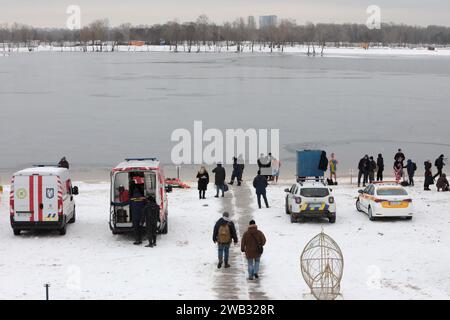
[300,231,344,300]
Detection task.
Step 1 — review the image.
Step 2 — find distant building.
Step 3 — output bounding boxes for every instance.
[247,16,257,29]
[259,15,278,29]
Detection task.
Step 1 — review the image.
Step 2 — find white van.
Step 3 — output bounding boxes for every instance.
[109,158,171,235]
[9,166,78,236]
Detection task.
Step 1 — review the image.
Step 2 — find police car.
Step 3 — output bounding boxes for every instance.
[356,182,414,221]
[284,180,336,223]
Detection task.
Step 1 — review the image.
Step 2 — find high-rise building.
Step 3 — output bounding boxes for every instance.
[259,15,278,29]
[247,16,257,29]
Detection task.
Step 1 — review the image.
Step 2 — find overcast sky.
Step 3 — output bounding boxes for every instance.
[1,0,449,27]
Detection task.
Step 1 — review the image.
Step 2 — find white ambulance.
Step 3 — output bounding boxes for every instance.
[9,166,78,236]
[109,158,171,235]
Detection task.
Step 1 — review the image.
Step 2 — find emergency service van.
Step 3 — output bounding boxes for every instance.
[10,166,78,236]
[109,158,171,235]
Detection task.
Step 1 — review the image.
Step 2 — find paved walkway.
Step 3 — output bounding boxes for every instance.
[212,181,269,300]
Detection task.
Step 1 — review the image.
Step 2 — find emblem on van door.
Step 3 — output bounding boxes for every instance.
[16,188,27,200]
[46,188,55,199]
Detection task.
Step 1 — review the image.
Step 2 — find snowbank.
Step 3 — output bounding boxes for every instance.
[0,179,449,299]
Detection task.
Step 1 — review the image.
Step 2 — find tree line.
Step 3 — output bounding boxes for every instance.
[1,15,450,52]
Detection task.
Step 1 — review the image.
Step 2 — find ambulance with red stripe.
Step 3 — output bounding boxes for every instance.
[109,158,171,235]
[10,166,79,236]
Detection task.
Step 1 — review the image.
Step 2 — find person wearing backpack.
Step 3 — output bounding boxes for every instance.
[241,220,266,280]
[406,159,417,186]
[212,212,238,269]
[434,155,445,179]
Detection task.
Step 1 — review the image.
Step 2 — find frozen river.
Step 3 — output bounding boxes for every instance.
[1,51,450,180]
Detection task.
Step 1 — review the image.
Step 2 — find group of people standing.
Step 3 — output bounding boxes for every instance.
[356,149,448,191]
[196,158,272,209]
[212,212,266,280]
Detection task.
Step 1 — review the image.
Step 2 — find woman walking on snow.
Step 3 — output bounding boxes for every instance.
[196,166,209,199]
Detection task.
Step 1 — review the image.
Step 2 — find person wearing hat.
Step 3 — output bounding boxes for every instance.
[58,157,69,169]
[212,212,238,269]
[130,181,146,245]
[241,220,266,280]
[434,154,446,179]
[212,162,226,198]
[143,194,160,247]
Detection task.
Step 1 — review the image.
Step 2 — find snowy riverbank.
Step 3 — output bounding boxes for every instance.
[2,44,450,57]
[1,178,449,300]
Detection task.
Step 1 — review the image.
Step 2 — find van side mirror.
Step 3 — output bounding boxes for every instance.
[72,186,79,195]
[358,189,363,194]
[284,188,290,193]
[165,185,173,193]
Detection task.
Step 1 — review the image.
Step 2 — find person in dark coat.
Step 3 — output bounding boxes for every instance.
[376,154,384,181]
[434,155,445,179]
[143,195,160,247]
[213,212,238,269]
[212,163,226,198]
[241,220,266,280]
[253,171,269,209]
[229,157,242,186]
[237,154,245,183]
[394,149,405,167]
[130,186,146,245]
[318,151,328,172]
[358,155,369,187]
[405,159,417,186]
[424,160,434,191]
[436,174,449,192]
[196,166,209,199]
[368,156,377,183]
[58,157,69,169]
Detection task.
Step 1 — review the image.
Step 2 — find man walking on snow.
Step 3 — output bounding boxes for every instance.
[213,212,238,269]
[253,170,269,209]
[212,162,226,198]
[143,195,160,248]
[241,220,266,280]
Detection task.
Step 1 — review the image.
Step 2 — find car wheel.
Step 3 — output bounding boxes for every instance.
[68,208,76,224]
[290,214,297,223]
[161,216,168,234]
[368,207,376,221]
[13,229,21,236]
[59,217,67,235]
[329,216,336,223]
[356,199,363,212]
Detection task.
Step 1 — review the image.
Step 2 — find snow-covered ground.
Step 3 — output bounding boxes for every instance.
[1,178,450,300]
[2,44,450,57]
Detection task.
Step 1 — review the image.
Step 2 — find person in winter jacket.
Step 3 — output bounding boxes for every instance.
[368,156,377,183]
[241,220,266,280]
[229,157,242,186]
[358,155,369,187]
[436,174,449,192]
[196,166,209,199]
[406,159,417,186]
[143,195,160,247]
[213,212,238,269]
[394,149,405,166]
[434,155,445,179]
[212,163,226,198]
[253,171,269,209]
[237,154,245,183]
[376,154,384,181]
[130,186,146,245]
[58,157,69,169]
[424,160,434,191]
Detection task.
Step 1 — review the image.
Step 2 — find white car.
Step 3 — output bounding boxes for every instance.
[284,181,336,223]
[356,182,414,221]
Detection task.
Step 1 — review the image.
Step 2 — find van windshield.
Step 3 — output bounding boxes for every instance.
[377,188,408,196]
[300,188,329,197]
